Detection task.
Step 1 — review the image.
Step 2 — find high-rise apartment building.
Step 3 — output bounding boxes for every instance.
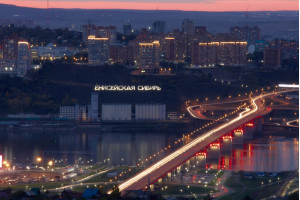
[123,24,132,35]
[109,44,134,65]
[164,37,175,61]
[17,41,30,77]
[192,41,247,67]
[182,19,195,59]
[0,44,3,59]
[0,60,17,75]
[138,41,160,73]
[152,21,166,33]
[182,19,194,35]
[263,49,281,70]
[230,26,260,44]
[88,35,109,65]
[3,38,18,60]
[163,30,185,62]
[82,24,117,44]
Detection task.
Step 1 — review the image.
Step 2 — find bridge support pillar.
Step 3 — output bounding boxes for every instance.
[150,184,154,191]
[221,136,232,152]
[167,172,171,179]
[176,166,181,173]
[244,125,254,139]
[196,153,206,168]
[254,117,263,133]
[186,160,190,169]
[158,178,162,184]
[206,144,220,159]
[232,129,243,145]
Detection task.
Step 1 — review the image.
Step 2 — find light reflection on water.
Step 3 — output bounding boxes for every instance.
[0,131,298,172]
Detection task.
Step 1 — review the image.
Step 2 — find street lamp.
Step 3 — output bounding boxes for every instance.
[48,160,53,167]
[37,157,42,163]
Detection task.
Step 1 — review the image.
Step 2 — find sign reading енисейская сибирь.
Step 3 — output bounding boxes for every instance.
[94,85,161,91]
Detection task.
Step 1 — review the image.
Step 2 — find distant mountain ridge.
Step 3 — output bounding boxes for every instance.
[0,3,298,40]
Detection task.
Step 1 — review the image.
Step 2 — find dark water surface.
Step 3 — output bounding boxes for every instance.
[0,131,298,172]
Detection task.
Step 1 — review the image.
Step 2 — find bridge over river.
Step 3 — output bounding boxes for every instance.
[108,89,298,195]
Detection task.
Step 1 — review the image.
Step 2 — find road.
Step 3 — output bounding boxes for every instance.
[286,119,299,127]
[49,167,112,191]
[111,89,297,195]
[187,98,249,120]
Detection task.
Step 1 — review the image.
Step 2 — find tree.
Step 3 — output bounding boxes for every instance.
[244,195,253,200]
[203,194,213,200]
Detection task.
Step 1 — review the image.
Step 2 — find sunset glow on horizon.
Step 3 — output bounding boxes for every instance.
[0,0,299,11]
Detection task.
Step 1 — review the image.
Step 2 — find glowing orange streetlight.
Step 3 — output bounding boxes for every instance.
[48,160,53,166]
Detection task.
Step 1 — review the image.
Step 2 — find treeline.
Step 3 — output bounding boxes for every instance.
[0,24,82,47]
[0,63,230,115]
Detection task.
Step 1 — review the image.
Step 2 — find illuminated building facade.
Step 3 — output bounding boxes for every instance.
[88,35,109,65]
[138,41,160,73]
[0,44,3,59]
[191,41,248,67]
[109,44,134,65]
[163,33,185,62]
[3,38,18,60]
[219,41,248,66]
[17,41,30,77]
[30,43,79,61]
[164,37,175,61]
[0,59,16,75]
[82,24,116,44]
[0,39,18,75]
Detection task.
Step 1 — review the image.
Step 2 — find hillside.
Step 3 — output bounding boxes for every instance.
[0,64,245,114]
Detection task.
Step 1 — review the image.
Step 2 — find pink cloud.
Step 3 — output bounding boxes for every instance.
[0,0,298,11]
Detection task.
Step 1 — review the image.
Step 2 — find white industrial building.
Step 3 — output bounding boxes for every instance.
[102,104,132,121]
[100,104,166,121]
[135,104,166,120]
[59,104,87,121]
[59,93,99,121]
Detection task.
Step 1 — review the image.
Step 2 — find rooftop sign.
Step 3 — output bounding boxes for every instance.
[94,85,161,91]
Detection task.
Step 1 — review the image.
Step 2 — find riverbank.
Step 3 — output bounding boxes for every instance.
[0,120,193,133]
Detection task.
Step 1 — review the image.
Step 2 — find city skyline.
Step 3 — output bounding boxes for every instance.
[0,0,299,11]
[0,1,298,198]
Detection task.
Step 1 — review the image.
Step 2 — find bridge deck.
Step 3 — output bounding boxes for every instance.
[117,100,269,194]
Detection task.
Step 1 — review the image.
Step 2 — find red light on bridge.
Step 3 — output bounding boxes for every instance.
[234,129,243,135]
[196,152,207,157]
[223,135,233,140]
[210,143,220,148]
[245,123,254,127]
